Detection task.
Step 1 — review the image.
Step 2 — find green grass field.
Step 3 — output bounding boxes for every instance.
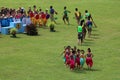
[0,0,120,80]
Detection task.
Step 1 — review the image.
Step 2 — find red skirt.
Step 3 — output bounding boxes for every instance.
[70,60,75,69]
[70,63,75,69]
[75,59,80,66]
[86,57,93,67]
[66,59,70,65]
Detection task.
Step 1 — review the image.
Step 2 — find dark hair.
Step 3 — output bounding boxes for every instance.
[64,6,66,9]
[81,50,85,54]
[80,20,85,26]
[85,10,88,13]
[72,50,76,54]
[50,6,53,9]
[74,46,76,49]
[33,5,36,8]
[70,55,74,59]
[67,45,71,49]
[39,8,42,11]
[77,49,80,52]
[88,15,91,20]
[71,48,74,51]
[88,48,91,52]
[75,8,78,11]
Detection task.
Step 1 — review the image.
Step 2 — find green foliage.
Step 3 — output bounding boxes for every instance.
[26,24,38,35]
[10,28,17,34]
[48,22,56,32]
[50,24,54,29]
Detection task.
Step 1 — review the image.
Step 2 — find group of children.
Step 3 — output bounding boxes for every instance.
[75,9,97,45]
[60,7,97,45]
[62,46,93,70]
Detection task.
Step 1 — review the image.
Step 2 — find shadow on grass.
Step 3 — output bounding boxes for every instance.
[61,23,76,26]
[10,36,21,38]
[69,24,76,26]
[72,68,87,74]
[49,30,59,33]
[56,22,62,25]
[27,34,41,36]
[73,68,101,74]
[82,33,100,46]
[42,27,49,29]
[82,41,94,46]
[23,33,41,36]
[92,29,98,32]
[89,33,100,40]
[82,32,100,46]
[83,68,101,72]
[90,36,100,39]
[91,33,100,36]
[85,39,94,41]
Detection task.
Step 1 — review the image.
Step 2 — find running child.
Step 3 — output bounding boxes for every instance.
[85,10,97,27]
[74,8,81,25]
[86,16,92,37]
[82,20,87,40]
[49,6,57,24]
[63,6,71,24]
[77,21,83,45]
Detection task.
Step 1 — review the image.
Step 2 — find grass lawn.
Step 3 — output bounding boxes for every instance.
[0,0,120,80]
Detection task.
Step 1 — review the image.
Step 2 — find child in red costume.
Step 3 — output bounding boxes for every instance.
[86,48,93,69]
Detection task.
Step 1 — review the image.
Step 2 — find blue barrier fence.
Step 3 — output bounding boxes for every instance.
[0,17,31,34]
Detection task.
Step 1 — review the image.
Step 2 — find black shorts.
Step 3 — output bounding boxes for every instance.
[63,15,68,21]
[78,32,83,39]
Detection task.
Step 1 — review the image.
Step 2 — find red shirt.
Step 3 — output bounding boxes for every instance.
[29,12,34,17]
[35,14,39,19]
[41,13,46,19]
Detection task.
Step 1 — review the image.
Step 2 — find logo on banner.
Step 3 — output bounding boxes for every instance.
[16,23,21,29]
